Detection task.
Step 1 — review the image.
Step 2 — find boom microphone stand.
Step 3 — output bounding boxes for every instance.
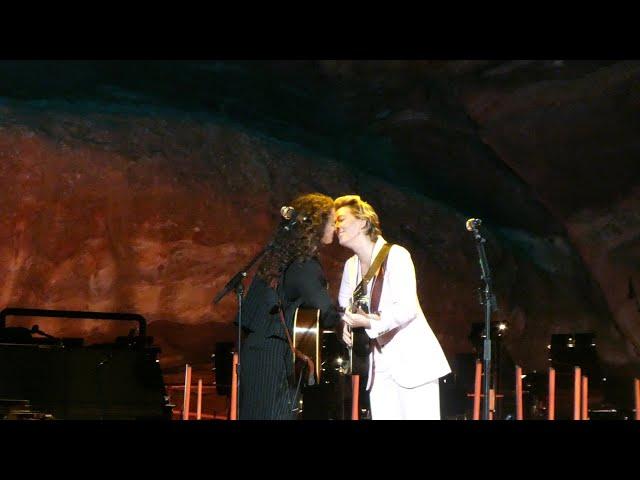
[466,218,497,420]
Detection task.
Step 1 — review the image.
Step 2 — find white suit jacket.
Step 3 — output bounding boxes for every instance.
[338,236,451,389]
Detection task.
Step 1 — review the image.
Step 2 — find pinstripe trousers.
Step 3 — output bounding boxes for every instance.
[239,334,298,420]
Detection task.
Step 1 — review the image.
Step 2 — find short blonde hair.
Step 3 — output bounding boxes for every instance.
[334,195,382,242]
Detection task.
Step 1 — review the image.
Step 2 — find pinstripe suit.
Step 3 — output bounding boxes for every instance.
[239,258,340,420]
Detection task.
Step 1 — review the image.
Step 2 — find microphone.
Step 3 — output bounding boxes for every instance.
[280,206,295,220]
[466,218,482,231]
[280,206,309,230]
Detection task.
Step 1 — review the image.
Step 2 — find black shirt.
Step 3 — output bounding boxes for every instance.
[241,257,340,339]
[282,257,340,329]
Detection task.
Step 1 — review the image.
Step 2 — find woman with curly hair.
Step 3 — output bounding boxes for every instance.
[239,193,340,420]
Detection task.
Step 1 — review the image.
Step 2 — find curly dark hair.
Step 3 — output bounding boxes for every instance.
[257,193,334,284]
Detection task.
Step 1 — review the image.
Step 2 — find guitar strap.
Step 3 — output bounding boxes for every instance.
[352,243,392,311]
[270,275,296,358]
[370,254,389,314]
[271,272,315,384]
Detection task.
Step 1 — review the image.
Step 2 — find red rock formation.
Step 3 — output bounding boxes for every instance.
[460,61,640,374]
[0,76,638,389]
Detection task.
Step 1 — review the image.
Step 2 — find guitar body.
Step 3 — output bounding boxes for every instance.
[292,308,321,382]
[351,328,370,375]
[349,298,371,377]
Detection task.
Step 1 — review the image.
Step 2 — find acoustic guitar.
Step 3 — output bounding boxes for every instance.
[292,308,321,383]
[345,285,372,377]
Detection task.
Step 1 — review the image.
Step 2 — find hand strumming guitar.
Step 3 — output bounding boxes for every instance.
[341,308,381,346]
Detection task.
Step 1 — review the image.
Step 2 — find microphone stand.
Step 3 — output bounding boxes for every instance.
[212,216,296,420]
[469,224,497,420]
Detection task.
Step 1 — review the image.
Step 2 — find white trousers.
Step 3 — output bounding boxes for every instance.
[369,372,441,420]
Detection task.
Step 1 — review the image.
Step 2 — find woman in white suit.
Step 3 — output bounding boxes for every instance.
[335,195,451,420]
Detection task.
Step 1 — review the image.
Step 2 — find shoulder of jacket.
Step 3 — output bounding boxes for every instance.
[388,243,410,258]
